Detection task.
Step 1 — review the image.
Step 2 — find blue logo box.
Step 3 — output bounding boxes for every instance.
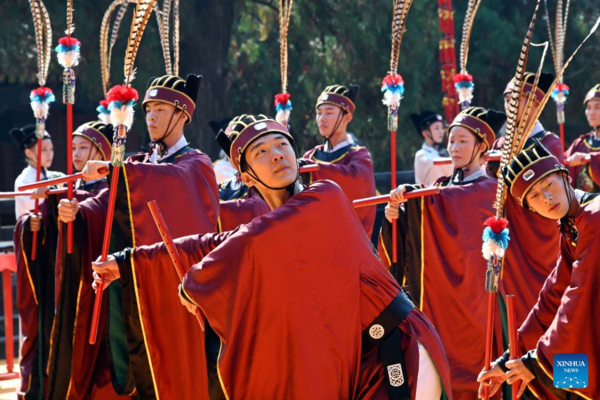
[553,353,588,389]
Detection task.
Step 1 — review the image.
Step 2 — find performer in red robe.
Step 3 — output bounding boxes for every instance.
[564,83,600,192]
[43,121,120,400]
[302,84,377,238]
[379,107,506,400]
[490,72,563,328]
[478,140,600,400]
[11,121,111,399]
[93,114,453,399]
[58,74,220,399]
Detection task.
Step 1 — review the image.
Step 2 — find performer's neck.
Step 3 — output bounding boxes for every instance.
[261,181,303,210]
[461,159,483,180]
[159,129,185,151]
[327,128,348,149]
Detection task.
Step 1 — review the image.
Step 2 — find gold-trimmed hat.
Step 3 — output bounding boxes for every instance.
[315,84,360,114]
[142,74,202,124]
[503,72,555,104]
[72,121,114,161]
[448,106,506,150]
[215,114,295,173]
[584,83,600,105]
[501,139,568,207]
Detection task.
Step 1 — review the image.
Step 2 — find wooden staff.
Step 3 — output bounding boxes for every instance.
[18,167,109,191]
[506,294,520,398]
[147,200,205,330]
[32,140,43,261]
[353,186,440,208]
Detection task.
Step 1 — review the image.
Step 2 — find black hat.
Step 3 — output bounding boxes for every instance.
[504,72,555,103]
[316,84,360,114]
[448,107,506,150]
[409,111,443,134]
[208,117,233,136]
[9,125,51,150]
[142,74,203,124]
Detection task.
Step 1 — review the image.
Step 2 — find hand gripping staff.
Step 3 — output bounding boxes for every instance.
[55,0,81,254]
[89,0,158,345]
[381,0,414,263]
[27,0,54,261]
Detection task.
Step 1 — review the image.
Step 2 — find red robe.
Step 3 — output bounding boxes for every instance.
[564,132,600,192]
[130,180,452,398]
[303,144,377,238]
[45,180,127,400]
[73,148,219,399]
[14,186,78,399]
[378,176,502,399]
[517,193,600,399]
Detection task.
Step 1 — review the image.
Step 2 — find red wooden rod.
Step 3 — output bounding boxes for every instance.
[564,155,591,167]
[67,103,74,254]
[89,167,120,345]
[559,123,565,155]
[19,167,110,191]
[147,200,205,331]
[352,187,440,208]
[299,164,319,173]
[0,187,68,198]
[482,291,497,400]
[31,138,43,261]
[506,294,521,399]
[391,130,397,263]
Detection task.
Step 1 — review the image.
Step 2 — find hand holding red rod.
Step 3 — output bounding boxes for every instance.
[18,167,110,191]
[353,186,440,208]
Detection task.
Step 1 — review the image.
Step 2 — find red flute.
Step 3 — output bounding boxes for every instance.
[482,292,497,400]
[353,186,440,208]
[506,294,520,399]
[299,164,319,173]
[147,200,205,331]
[19,167,110,191]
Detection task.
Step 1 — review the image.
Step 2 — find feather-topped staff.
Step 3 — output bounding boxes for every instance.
[381,0,414,263]
[89,0,158,345]
[544,0,570,152]
[28,0,54,261]
[274,0,294,127]
[479,4,599,397]
[453,0,483,109]
[55,0,81,254]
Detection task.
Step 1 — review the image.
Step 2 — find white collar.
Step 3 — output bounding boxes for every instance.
[529,121,545,137]
[324,134,354,152]
[451,167,486,184]
[421,143,440,153]
[150,135,188,163]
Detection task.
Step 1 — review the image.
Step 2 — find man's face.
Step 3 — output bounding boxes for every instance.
[145,101,186,141]
[316,104,348,138]
[585,99,600,128]
[447,126,484,169]
[241,133,297,190]
[524,172,570,219]
[504,93,539,126]
[427,121,445,144]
